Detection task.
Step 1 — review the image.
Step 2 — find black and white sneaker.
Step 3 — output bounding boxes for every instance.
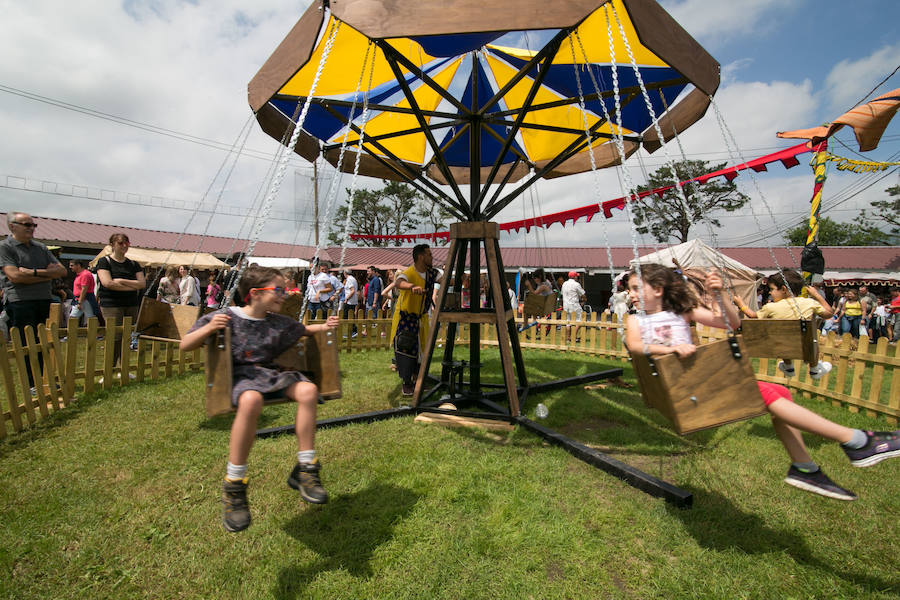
[808,360,832,381]
[784,466,857,501]
[777,361,795,377]
[843,430,900,467]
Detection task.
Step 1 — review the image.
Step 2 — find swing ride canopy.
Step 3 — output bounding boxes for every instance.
[249,0,720,221]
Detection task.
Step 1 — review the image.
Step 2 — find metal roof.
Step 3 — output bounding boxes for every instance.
[7,213,898,273]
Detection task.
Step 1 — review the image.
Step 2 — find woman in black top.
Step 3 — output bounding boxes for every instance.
[96,233,145,368]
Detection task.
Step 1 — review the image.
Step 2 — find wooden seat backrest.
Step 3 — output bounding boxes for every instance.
[204,326,341,418]
[631,335,766,435]
[740,317,819,365]
[523,294,556,319]
[136,297,201,341]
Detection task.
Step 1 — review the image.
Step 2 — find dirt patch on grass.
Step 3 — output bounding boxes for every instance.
[557,415,618,438]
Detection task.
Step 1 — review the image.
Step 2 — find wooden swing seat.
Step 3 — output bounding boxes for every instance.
[523,293,556,319]
[135,296,201,342]
[631,335,766,435]
[740,317,820,365]
[203,326,341,418]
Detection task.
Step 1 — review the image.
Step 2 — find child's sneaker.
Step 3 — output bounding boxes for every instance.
[808,360,832,381]
[777,361,795,377]
[843,431,900,467]
[784,466,857,501]
[222,478,251,532]
[288,459,329,504]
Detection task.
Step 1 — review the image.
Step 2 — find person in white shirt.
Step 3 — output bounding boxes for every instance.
[560,270,586,341]
[178,265,201,306]
[305,262,333,320]
[342,270,359,335]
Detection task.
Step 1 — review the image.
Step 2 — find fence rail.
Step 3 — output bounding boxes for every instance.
[1,312,896,436]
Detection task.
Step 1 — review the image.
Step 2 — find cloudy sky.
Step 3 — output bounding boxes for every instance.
[0,0,898,252]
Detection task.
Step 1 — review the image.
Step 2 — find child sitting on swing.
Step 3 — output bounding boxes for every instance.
[624,264,899,501]
[734,268,833,380]
[180,266,339,532]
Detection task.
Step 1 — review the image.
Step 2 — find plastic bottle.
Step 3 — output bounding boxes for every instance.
[535,403,548,419]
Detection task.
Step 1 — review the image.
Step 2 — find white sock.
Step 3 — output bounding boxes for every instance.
[226,462,248,481]
[297,450,316,464]
[841,429,868,449]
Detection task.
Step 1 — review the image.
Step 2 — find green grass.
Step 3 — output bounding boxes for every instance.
[2,349,898,599]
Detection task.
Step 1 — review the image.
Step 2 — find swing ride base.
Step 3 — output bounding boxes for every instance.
[254,366,695,509]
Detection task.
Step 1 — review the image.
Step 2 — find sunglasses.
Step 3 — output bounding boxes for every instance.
[12,221,37,229]
[244,286,288,303]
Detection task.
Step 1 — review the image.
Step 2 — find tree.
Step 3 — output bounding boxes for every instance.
[871,185,899,239]
[784,215,887,246]
[327,180,452,247]
[631,160,749,243]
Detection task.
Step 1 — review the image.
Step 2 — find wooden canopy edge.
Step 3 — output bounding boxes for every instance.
[425,162,530,185]
[622,0,720,97]
[248,0,325,113]
[331,0,607,39]
[537,140,638,179]
[255,104,320,162]
[641,88,711,153]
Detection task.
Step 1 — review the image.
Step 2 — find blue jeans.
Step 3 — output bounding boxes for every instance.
[840,315,862,338]
[366,304,379,320]
[308,302,323,319]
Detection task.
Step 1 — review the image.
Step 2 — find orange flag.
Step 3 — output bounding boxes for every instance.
[777,88,900,152]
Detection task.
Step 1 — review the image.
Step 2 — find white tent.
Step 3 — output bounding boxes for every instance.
[90,246,227,270]
[247,256,310,269]
[631,239,763,309]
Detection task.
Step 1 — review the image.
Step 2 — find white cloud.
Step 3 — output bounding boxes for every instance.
[660,0,801,46]
[823,43,900,114]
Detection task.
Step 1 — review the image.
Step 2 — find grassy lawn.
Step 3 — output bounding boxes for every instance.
[1,348,898,599]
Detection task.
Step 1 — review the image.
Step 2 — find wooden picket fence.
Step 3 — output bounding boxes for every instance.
[0,317,203,438]
[1,311,896,436]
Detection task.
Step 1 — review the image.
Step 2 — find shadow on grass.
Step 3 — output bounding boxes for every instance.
[0,386,114,459]
[668,489,899,594]
[275,483,419,599]
[744,420,828,451]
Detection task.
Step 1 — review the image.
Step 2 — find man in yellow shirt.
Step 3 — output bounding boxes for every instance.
[390,244,440,396]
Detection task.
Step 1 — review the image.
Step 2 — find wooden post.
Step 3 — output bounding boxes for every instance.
[121,317,134,384]
[84,318,99,394]
[0,335,22,434]
[23,327,50,417]
[64,318,78,400]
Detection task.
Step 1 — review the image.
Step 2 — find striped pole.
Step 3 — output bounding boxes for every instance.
[802,140,828,287]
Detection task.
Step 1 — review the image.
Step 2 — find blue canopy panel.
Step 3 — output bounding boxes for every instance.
[438,59,525,167]
[272,57,457,143]
[410,32,505,57]
[488,48,687,134]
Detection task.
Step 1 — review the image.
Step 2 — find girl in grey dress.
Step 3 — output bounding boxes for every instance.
[181,266,340,532]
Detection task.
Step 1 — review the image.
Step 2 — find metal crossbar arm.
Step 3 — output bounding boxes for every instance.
[383,49,468,207]
[319,103,470,219]
[477,41,563,204]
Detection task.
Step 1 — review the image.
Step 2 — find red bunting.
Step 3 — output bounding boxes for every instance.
[348,143,812,242]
